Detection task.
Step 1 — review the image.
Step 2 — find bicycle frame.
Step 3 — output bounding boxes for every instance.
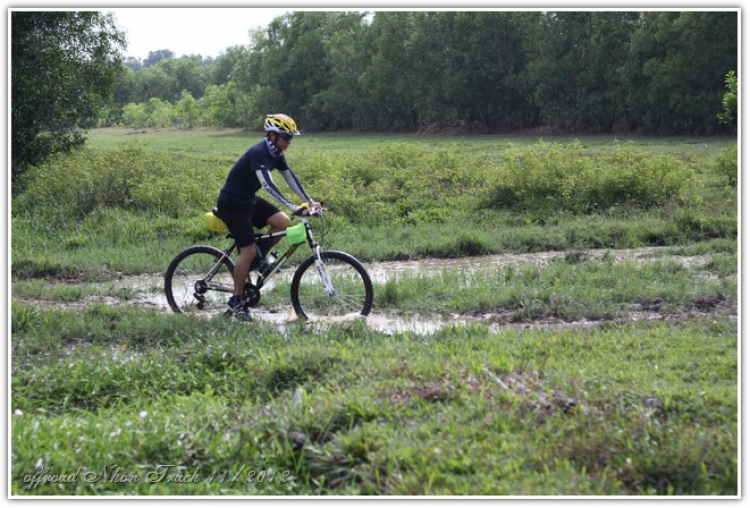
[203,216,319,294]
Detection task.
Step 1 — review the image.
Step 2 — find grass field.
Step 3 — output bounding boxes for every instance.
[10,129,739,496]
[87,127,736,159]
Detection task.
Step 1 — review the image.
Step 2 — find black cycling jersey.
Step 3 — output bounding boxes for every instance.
[218,138,312,210]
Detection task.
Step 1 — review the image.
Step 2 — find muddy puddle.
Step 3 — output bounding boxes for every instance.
[13,247,733,335]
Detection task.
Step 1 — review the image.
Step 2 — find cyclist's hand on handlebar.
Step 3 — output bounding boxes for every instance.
[293,202,323,217]
[307,201,323,215]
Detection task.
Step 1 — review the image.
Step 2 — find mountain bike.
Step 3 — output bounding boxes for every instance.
[164,205,373,321]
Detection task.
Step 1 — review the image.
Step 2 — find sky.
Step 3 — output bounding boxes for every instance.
[108,8,292,61]
[105,3,725,62]
[23,4,740,61]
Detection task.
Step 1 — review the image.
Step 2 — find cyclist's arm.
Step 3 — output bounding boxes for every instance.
[256,168,297,211]
[279,168,313,204]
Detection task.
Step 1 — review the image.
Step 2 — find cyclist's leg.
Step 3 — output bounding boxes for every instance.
[233,246,255,294]
[216,202,258,298]
[268,211,291,236]
[254,197,290,247]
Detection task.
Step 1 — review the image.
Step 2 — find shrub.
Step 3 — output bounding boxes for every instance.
[712,145,738,187]
[302,142,490,226]
[20,146,224,219]
[15,139,709,230]
[488,141,696,212]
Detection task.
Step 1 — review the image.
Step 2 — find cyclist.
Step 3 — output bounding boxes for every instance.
[215,113,319,321]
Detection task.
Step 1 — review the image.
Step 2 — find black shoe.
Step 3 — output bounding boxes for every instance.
[227,296,252,322]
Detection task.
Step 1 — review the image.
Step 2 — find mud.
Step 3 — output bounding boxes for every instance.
[13,247,735,335]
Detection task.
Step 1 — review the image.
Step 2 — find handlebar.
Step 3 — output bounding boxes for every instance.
[292,203,325,218]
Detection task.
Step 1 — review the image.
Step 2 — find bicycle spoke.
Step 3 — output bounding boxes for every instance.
[165,246,235,318]
[291,251,373,321]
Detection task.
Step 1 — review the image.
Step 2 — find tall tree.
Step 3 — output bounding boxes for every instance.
[446,11,539,131]
[11,11,125,179]
[527,11,640,132]
[360,12,422,130]
[303,12,370,129]
[106,10,739,135]
[237,11,370,129]
[211,45,249,86]
[143,49,174,68]
[625,11,738,134]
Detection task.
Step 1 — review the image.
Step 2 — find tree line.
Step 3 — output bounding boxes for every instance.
[106,10,737,135]
[10,10,738,179]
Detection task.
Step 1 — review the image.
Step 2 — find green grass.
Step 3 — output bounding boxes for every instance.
[375,251,737,319]
[86,127,736,160]
[10,204,738,282]
[11,304,737,495]
[12,130,736,277]
[12,278,140,302]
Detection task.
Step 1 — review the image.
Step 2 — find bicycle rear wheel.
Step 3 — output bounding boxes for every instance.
[290,250,373,321]
[164,245,235,318]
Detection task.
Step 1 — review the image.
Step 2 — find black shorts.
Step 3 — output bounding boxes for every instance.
[215,197,281,248]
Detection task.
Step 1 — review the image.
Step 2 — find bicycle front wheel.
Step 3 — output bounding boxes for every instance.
[290,250,373,321]
[164,245,235,318]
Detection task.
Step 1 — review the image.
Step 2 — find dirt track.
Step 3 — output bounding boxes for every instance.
[13,247,736,335]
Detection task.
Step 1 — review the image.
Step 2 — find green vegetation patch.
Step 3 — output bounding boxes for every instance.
[11,305,737,495]
[374,251,737,319]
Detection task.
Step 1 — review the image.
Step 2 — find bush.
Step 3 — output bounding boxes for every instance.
[712,145,738,187]
[19,146,224,219]
[488,141,696,212]
[15,139,711,230]
[302,142,489,226]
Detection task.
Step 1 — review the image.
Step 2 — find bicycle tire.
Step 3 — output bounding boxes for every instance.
[290,250,373,321]
[164,245,235,317]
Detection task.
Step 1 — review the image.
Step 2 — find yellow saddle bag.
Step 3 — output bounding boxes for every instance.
[204,211,229,234]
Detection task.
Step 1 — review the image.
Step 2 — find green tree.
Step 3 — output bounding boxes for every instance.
[303,12,370,129]
[360,12,422,130]
[143,49,174,68]
[441,12,539,131]
[527,12,640,132]
[145,98,174,127]
[113,67,145,105]
[122,102,148,128]
[170,56,209,99]
[211,46,249,86]
[626,11,737,134]
[239,12,371,129]
[140,63,180,102]
[198,83,254,127]
[11,11,125,179]
[103,10,739,135]
[175,91,197,128]
[718,70,737,132]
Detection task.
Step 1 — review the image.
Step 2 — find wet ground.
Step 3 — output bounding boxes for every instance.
[13,247,735,335]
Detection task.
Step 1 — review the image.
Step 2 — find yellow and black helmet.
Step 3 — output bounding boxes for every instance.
[264,114,301,136]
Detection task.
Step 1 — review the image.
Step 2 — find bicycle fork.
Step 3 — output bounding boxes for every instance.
[313,246,336,297]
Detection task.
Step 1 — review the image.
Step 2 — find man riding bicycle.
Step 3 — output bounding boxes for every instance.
[215,113,319,321]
